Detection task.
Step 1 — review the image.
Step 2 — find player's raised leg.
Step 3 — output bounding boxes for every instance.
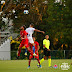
[37,56,46,67]
[16,41,24,59]
[26,46,33,56]
[32,43,36,55]
[28,38,36,56]
[16,47,21,59]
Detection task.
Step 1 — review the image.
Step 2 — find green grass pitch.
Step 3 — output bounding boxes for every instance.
[0,59,72,72]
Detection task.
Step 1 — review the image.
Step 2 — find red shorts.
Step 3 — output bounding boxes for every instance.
[19,39,29,48]
[29,53,39,59]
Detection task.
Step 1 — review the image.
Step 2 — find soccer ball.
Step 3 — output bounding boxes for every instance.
[24,10,29,14]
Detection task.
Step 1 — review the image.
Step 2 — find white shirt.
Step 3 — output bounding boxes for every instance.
[26,27,35,38]
[1,1,5,4]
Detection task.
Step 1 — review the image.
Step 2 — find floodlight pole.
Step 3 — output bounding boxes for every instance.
[64,50,65,59]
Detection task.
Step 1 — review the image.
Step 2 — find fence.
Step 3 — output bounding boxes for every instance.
[11,50,72,60]
[0,50,72,60]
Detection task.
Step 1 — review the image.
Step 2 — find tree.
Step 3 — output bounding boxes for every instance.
[0,0,72,50]
[42,0,72,50]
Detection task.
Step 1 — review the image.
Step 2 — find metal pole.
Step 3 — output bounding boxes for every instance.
[0,33,1,43]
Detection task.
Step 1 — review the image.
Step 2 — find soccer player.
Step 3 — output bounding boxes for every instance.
[16,25,33,59]
[37,35,52,68]
[26,23,45,56]
[28,37,42,69]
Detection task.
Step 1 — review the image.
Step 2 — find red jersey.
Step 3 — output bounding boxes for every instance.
[29,41,39,53]
[19,30,29,48]
[20,30,28,40]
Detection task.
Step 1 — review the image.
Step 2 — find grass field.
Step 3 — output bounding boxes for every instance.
[0,59,72,72]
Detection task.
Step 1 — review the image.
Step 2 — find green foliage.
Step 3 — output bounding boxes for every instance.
[10,0,72,50]
[42,0,72,50]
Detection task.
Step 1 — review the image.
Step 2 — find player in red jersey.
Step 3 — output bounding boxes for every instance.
[16,25,33,59]
[28,37,42,69]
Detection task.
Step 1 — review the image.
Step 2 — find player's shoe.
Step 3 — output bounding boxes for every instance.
[33,53,36,56]
[48,66,53,68]
[37,64,39,68]
[24,52,27,56]
[40,65,42,68]
[27,66,30,69]
[37,64,42,68]
[16,56,19,60]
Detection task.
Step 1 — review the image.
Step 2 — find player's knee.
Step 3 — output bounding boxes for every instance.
[48,56,51,59]
[44,56,47,60]
[27,47,29,50]
[29,57,31,60]
[29,58,31,60]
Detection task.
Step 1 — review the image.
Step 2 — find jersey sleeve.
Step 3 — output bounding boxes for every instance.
[32,28,35,31]
[25,29,27,32]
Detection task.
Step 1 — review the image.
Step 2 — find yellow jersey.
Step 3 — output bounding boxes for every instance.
[43,39,50,49]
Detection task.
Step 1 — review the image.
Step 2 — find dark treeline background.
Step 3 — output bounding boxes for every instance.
[0,0,72,50]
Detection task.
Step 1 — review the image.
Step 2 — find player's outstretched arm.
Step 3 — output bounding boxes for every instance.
[34,29,45,34]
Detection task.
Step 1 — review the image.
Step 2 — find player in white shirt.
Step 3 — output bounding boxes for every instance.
[26,23,45,56]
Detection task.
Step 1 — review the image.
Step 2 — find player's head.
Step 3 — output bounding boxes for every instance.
[33,37,36,41]
[45,35,49,40]
[30,23,34,27]
[23,25,26,30]
[20,25,26,30]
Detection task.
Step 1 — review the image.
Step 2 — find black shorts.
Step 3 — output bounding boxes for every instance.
[44,48,51,56]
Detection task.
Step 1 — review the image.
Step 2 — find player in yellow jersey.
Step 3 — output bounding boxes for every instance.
[37,35,52,68]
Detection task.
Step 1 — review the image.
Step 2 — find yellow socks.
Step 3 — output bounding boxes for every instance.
[38,58,51,67]
[40,58,44,64]
[38,58,44,65]
[48,58,51,67]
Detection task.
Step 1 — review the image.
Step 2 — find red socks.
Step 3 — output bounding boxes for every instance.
[37,59,40,65]
[29,59,31,66]
[18,49,21,56]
